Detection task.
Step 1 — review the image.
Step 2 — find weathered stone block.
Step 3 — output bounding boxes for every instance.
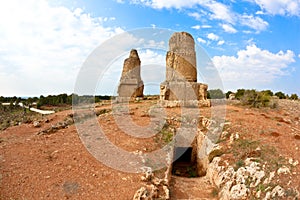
[160,32,209,107]
[117,49,144,101]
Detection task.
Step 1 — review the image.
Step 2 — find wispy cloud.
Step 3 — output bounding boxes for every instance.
[221,24,237,33]
[217,40,225,45]
[240,14,269,32]
[129,0,270,33]
[250,0,300,16]
[197,37,207,44]
[191,25,201,30]
[191,24,212,30]
[188,12,201,20]
[205,1,235,24]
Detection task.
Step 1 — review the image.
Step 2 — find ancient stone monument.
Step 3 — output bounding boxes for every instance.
[117,49,144,101]
[160,32,210,107]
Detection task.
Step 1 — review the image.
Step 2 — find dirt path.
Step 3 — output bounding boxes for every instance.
[170,176,217,199]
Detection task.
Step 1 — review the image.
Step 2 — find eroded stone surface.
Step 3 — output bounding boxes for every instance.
[160,32,209,107]
[117,49,144,101]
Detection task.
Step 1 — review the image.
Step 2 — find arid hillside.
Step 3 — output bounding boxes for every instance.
[0,99,299,199]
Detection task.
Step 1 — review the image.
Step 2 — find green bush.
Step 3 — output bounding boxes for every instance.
[207,89,225,99]
[235,89,245,100]
[275,91,286,99]
[290,93,298,100]
[239,89,271,108]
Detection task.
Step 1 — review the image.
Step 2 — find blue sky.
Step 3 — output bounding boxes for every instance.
[0,0,299,96]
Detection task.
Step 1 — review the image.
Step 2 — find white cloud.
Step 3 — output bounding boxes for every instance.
[217,40,225,45]
[243,30,253,34]
[221,24,237,33]
[151,24,156,28]
[207,33,220,41]
[131,0,200,9]
[298,54,300,58]
[138,0,235,24]
[240,14,269,32]
[252,0,300,16]
[255,10,264,15]
[188,12,201,20]
[205,1,235,24]
[197,37,207,44]
[0,0,123,96]
[191,25,201,30]
[139,49,165,80]
[212,45,295,89]
[131,0,269,32]
[98,49,165,95]
[191,25,212,30]
[202,25,212,28]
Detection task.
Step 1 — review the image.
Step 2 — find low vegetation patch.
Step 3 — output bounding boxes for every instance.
[0,104,40,130]
[154,122,174,147]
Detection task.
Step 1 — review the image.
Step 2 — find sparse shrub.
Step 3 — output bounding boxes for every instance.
[154,123,174,146]
[290,93,298,100]
[275,91,286,99]
[234,159,245,171]
[235,89,246,100]
[207,89,225,99]
[239,89,272,108]
[261,90,273,96]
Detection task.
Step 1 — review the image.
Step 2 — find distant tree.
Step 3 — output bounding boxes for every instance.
[235,89,246,100]
[32,97,39,102]
[11,96,17,104]
[275,91,286,99]
[290,94,298,100]
[72,93,79,104]
[225,91,233,99]
[207,89,225,99]
[27,97,33,105]
[261,90,273,96]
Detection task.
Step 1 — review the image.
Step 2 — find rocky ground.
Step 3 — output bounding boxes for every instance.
[0,99,299,199]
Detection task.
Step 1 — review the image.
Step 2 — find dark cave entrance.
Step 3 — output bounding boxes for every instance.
[172,147,199,178]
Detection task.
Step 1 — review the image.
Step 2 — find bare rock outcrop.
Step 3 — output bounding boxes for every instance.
[206,156,300,200]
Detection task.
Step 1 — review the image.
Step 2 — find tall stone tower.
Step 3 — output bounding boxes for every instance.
[117,49,144,101]
[166,32,197,82]
[160,32,209,107]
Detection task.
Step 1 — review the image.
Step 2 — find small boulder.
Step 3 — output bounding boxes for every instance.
[33,121,41,128]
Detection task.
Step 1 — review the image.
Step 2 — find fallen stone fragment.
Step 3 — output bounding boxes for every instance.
[33,121,41,128]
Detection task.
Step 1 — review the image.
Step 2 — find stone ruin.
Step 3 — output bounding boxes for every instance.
[160,32,210,107]
[117,49,144,102]
[117,32,209,107]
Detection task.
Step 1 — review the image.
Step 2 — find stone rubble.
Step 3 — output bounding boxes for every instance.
[133,167,170,200]
[33,121,41,128]
[277,166,290,175]
[37,116,74,135]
